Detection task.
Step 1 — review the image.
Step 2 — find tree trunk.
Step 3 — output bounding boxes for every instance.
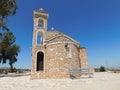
[9,63,13,72]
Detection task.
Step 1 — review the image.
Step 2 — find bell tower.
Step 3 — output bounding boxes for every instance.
[31,8,48,73]
[32,8,48,45]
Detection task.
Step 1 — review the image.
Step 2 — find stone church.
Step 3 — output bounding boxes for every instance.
[31,8,88,79]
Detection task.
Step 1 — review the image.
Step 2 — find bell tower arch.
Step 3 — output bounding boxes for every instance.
[32,8,48,73]
[32,8,49,45]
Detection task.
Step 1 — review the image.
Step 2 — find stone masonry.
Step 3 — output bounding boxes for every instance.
[31,8,89,79]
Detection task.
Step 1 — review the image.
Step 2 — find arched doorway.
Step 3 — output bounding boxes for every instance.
[37,51,44,71]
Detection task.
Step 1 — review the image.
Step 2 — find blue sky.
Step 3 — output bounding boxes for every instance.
[1,0,120,69]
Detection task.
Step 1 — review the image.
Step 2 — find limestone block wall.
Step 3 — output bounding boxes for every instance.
[47,36,72,43]
[45,31,61,39]
[45,44,80,78]
[31,43,81,79]
[45,44,68,78]
[31,9,89,79]
[31,45,45,73]
[79,47,88,68]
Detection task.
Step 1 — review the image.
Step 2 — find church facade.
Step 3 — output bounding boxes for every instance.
[31,9,88,79]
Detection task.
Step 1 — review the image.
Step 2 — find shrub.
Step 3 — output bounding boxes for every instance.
[99,66,106,72]
[12,67,17,73]
[17,69,23,73]
[0,69,4,73]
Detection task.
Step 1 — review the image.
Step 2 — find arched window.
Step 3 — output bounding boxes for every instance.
[37,51,44,71]
[38,19,44,28]
[37,35,42,44]
[38,23,43,28]
[37,31,43,44]
[66,47,72,58]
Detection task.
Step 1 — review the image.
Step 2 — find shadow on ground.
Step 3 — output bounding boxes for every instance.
[0,73,30,77]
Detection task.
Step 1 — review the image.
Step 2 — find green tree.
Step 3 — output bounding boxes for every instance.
[0,0,17,30]
[0,31,20,71]
[0,0,19,71]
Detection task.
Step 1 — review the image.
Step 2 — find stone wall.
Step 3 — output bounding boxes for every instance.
[79,47,88,68]
[31,37,89,79]
[31,43,82,79]
[31,9,89,79]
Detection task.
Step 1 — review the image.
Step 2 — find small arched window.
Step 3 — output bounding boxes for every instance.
[37,31,43,44]
[38,23,43,28]
[66,46,72,58]
[38,19,44,28]
[37,35,42,44]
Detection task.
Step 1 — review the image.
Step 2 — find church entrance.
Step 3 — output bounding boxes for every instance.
[37,51,44,71]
